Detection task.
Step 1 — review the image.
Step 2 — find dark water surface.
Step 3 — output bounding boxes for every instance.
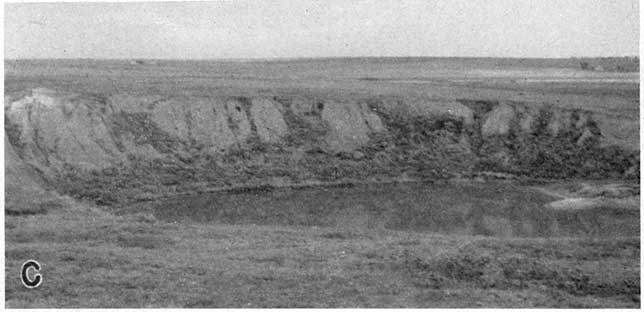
[148,181,639,238]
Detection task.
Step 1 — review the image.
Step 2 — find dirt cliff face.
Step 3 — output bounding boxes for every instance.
[5,131,62,214]
[4,88,639,204]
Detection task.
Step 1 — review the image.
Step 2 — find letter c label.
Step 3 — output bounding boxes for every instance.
[21,260,42,289]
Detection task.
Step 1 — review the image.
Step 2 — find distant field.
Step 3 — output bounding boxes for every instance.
[5,58,639,130]
[5,57,639,99]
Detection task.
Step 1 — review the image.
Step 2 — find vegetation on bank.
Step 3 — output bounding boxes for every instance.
[28,95,635,206]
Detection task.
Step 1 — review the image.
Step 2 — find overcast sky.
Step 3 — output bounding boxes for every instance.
[4,0,640,59]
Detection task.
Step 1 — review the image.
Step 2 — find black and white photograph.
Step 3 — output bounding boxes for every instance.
[3,0,641,308]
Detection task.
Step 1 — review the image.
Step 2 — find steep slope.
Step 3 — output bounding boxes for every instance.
[4,132,61,214]
[5,88,639,204]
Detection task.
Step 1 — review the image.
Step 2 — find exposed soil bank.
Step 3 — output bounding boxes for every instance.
[5,88,640,205]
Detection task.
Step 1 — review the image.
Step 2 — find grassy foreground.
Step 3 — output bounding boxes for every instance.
[5,196,640,308]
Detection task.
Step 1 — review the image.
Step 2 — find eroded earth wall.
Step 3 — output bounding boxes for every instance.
[5,88,639,204]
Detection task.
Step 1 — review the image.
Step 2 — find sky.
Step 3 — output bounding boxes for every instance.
[4,0,640,59]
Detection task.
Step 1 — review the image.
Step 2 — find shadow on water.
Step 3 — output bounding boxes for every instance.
[148,181,639,238]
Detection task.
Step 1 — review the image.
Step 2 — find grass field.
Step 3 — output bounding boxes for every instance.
[5,192,640,308]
